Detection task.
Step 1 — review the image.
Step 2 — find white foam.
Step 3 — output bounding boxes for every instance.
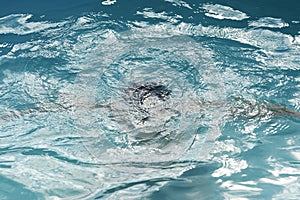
[165,0,193,10]
[101,0,117,6]
[249,17,289,28]
[136,8,183,23]
[0,14,61,35]
[202,4,249,21]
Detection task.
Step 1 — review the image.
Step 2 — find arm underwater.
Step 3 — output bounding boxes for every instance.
[1,83,299,123]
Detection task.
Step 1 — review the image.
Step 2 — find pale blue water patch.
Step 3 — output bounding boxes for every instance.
[0,0,300,199]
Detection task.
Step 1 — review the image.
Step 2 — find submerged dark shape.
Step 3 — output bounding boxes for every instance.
[125,82,171,108]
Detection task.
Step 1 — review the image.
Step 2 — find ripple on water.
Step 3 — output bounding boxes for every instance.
[72,30,228,167]
[1,4,299,198]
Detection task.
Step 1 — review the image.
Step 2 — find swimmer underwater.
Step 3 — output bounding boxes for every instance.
[2,81,299,123]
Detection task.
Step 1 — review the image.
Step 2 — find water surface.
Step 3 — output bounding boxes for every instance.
[0,0,300,199]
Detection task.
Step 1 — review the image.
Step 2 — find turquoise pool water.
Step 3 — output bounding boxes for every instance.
[0,0,300,199]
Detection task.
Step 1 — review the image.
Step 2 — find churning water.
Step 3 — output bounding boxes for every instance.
[0,0,300,199]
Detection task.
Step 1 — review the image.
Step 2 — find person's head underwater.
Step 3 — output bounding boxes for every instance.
[126,82,171,108]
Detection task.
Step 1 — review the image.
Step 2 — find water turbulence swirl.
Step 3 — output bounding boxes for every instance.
[73,31,225,166]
